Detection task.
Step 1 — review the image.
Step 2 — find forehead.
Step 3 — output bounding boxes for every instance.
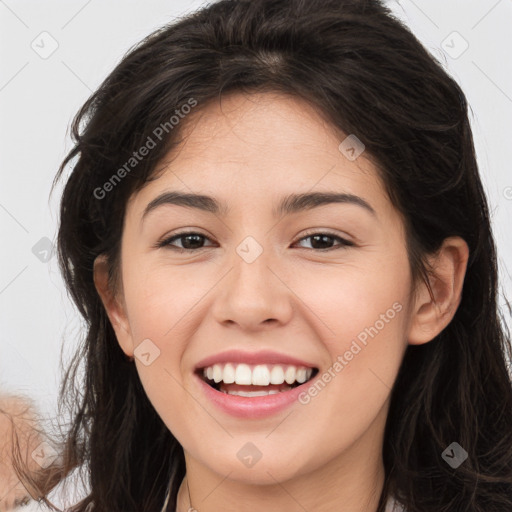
[172,91,371,174]
[128,91,392,221]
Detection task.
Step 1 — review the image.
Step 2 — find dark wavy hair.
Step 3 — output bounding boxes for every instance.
[9,0,512,511]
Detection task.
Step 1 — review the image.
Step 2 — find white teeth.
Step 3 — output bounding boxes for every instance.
[252,365,270,386]
[223,389,283,397]
[235,364,252,385]
[269,365,285,384]
[296,368,307,384]
[202,363,314,386]
[284,366,296,385]
[223,363,235,384]
[213,364,223,383]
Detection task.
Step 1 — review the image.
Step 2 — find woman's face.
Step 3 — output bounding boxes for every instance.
[99,91,419,486]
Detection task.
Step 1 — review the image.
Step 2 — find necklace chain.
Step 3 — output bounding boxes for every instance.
[187,477,193,510]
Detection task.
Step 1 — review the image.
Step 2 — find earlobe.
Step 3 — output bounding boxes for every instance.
[93,254,134,358]
[407,236,469,346]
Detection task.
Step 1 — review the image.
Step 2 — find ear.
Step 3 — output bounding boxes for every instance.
[407,236,469,345]
[93,254,134,358]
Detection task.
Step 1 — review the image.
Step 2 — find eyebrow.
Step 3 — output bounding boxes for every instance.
[141,190,377,222]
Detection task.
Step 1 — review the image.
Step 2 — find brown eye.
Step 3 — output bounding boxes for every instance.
[158,232,215,252]
[156,230,354,252]
[294,232,354,251]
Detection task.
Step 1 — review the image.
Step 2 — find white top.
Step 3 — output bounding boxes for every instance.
[386,496,406,512]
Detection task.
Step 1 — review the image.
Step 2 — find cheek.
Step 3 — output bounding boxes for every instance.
[119,261,194,410]
[290,255,409,415]
[293,252,409,345]
[122,257,204,341]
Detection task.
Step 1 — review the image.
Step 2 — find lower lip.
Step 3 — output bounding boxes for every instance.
[194,373,314,419]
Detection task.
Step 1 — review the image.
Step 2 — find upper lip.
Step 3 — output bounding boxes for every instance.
[194,349,318,370]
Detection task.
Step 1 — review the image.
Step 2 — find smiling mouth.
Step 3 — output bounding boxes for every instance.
[195,366,319,394]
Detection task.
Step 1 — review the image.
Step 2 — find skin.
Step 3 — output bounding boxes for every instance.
[94,91,469,512]
[0,395,43,511]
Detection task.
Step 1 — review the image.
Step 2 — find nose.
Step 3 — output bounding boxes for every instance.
[211,245,294,331]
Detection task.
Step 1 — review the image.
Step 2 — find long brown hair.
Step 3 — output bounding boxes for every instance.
[9,0,512,510]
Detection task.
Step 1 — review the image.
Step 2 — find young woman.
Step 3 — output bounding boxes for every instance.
[10,0,512,511]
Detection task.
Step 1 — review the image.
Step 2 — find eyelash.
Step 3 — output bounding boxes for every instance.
[156,230,355,252]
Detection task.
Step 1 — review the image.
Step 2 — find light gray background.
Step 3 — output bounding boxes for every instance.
[0,0,511,448]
